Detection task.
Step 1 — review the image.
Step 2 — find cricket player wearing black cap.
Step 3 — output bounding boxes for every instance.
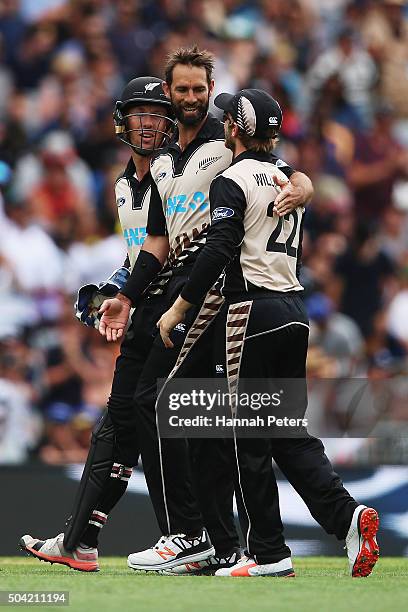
[159,88,380,578]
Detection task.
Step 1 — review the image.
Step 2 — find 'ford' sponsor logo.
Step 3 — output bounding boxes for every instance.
[212,207,234,221]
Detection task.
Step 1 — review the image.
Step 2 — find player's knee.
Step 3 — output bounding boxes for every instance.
[108,393,138,430]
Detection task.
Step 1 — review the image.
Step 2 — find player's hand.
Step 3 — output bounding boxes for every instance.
[273,175,301,216]
[98,296,131,342]
[157,306,185,349]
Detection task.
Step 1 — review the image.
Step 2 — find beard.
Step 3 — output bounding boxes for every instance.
[224,123,236,153]
[171,96,209,126]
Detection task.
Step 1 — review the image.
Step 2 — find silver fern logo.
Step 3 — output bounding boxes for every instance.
[196,156,222,173]
[237,96,256,136]
[144,82,161,92]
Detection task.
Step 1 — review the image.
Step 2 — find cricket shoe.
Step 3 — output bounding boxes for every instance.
[215,555,295,577]
[127,529,215,571]
[160,548,242,575]
[346,505,379,577]
[20,533,99,572]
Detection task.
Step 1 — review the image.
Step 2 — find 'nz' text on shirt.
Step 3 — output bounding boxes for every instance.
[166,192,209,216]
[124,227,146,246]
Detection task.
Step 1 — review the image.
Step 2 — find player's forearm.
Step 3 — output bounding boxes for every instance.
[181,246,228,305]
[290,171,314,205]
[142,234,170,266]
[119,235,169,305]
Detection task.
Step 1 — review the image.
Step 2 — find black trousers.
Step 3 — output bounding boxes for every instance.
[214,295,358,563]
[107,295,166,467]
[134,274,240,553]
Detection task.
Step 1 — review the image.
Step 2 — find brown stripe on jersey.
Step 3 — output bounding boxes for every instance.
[168,223,208,267]
[228,357,241,365]
[226,346,242,354]
[225,300,253,415]
[228,305,252,316]
[227,318,249,327]
[167,285,225,380]
[227,333,244,342]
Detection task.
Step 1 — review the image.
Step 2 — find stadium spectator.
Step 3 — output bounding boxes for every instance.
[348,103,408,221]
[0,0,407,465]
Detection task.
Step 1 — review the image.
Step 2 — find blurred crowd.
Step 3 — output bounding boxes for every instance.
[0,0,407,465]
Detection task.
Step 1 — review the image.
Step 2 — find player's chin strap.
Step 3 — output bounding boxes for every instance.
[74,266,130,329]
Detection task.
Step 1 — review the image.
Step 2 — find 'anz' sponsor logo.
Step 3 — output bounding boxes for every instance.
[117,197,126,207]
[212,207,234,221]
[166,191,209,216]
[123,227,146,247]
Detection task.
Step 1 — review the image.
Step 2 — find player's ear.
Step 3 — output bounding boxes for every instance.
[162,81,170,99]
[208,79,215,98]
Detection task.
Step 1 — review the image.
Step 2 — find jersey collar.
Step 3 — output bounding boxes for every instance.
[168,113,223,151]
[231,150,275,165]
[123,156,151,187]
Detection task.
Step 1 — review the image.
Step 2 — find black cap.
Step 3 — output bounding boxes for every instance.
[214,88,282,139]
[118,76,171,112]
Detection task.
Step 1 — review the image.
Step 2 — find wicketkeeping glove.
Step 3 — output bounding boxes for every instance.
[74,266,130,329]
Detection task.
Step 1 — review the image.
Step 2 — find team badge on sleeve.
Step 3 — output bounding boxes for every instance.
[212,207,235,221]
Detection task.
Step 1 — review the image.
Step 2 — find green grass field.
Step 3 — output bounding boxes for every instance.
[0,557,407,612]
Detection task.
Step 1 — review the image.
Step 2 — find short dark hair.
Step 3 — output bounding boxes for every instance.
[165,45,214,86]
[238,131,279,153]
[225,115,278,152]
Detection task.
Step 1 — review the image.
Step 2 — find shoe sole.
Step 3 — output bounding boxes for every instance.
[161,564,235,577]
[128,546,216,571]
[19,539,99,573]
[352,508,380,578]
[216,567,295,577]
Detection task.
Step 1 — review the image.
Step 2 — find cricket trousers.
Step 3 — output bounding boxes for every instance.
[134,271,240,554]
[214,293,358,563]
[64,293,167,549]
[107,295,167,467]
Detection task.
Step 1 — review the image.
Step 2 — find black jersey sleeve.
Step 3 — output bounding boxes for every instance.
[181,175,246,305]
[147,179,167,236]
[270,154,295,179]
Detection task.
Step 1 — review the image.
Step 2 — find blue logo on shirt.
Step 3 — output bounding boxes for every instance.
[166,191,209,216]
[123,227,146,247]
[212,207,234,221]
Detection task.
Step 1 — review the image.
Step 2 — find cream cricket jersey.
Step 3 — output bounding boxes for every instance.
[148,114,295,268]
[181,149,304,304]
[115,158,150,269]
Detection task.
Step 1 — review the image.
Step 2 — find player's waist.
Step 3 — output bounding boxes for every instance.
[168,259,198,276]
[225,284,303,304]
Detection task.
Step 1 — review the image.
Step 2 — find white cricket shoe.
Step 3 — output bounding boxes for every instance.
[345,505,379,577]
[127,529,215,571]
[20,533,99,572]
[160,548,242,575]
[215,555,295,577]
